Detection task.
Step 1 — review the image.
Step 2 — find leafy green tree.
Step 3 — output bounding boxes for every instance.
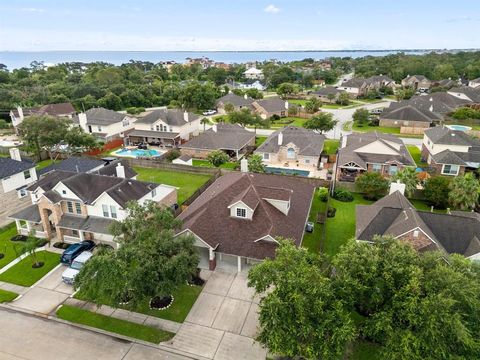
[287,105,299,117]
[247,154,265,173]
[15,234,44,268]
[334,237,480,360]
[304,98,322,113]
[228,108,263,132]
[276,82,299,97]
[207,150,230,167]
[200,117,209,131]
[248,239,356,359]
[352,108,370,126]
[356,172,389,200]
[245,88,263,99]
[303,112,337,134]
[391,167,418,197]
[75,202,198,308]
[448,173,480,210]
[423,176,451,209]
[98,91,123,110]
[336,92,350,105]
[223,102,235,113]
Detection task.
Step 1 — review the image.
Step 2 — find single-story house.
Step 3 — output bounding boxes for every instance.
[216,93,254,113]
[179,123,255,160]
[255,126,325,174]
[309,86,344,103]
[176,171,315,272]
[73,107,136,141]
[401,75,432,91]
[379,104,441,129]
[336,132,416,182]
[356,190,480,259]
[0,148,37,197]
[421,126,480,176]
[252,97,290,119]
[388,92,471,115]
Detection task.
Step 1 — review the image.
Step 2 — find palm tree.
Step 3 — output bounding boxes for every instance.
[448,173,480,211]
[200,117,209,132]
[391,167,419,198]
[16,233,44,268]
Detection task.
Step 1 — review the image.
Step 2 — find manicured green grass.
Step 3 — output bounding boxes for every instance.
[270,117,306,128]
[35,159,54,170]
[56,305,174,343]
[0,223,26,269]
[76,284,202,323]
[323,139,340,155]
[352,123,401,134]
[0,251,60,287]
[192,159,238,170]
[410,199,446,214]
[407,145,428,167]
[0,289,18,303]
[255,136,267,147]
[324,194,373,257]
[288,99,307,106]
[302,189,328,253]
[133,167,212,204]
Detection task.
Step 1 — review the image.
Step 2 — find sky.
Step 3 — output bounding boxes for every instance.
[0,0,479,51]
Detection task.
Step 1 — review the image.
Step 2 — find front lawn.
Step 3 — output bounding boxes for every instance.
[0,223,26,269]
[270,117,306,128]
[352,123,401,134]
[0,289,18,303]
[76,283,202,323]
[323,139,340,155]
[192,159,238,170]
[133,167,212,204]
[56,305,174,343]
[0,251,60,286]
[302,189,328,253]
[407,145,428,167]
[255,136,267,147]
[35,159,54,170]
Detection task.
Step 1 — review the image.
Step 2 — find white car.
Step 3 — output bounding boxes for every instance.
[202,109,216,116]
[62,251,93,285]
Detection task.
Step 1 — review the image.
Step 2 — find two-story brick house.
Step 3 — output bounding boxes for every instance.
[421,126,480,176]
[9,162,177,247]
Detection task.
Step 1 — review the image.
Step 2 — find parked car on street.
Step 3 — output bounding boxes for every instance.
[62,251,93,285]
[60,240,95,265]
[202,109,216,116]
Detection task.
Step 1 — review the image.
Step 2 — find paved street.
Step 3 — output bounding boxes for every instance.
[0,309,192,360]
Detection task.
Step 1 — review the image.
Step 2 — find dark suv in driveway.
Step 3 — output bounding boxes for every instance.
[60,240,95,265]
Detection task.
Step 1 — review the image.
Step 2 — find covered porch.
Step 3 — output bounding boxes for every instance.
[9,205,48,239]
[337,162,366,182]
[125,129,181,148]
[56,214,117,247]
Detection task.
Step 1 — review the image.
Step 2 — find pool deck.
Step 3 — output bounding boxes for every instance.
[111,146,167,158]
[265,164,328,179]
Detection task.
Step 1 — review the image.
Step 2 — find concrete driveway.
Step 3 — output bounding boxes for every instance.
[9,264,73,315]
[165,270,266,360]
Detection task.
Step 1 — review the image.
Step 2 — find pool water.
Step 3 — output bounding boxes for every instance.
[446,125,472,132]
[265,166,310,177]
[114,148,164,158]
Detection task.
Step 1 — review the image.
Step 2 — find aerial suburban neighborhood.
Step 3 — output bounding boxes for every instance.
[0,1,480,360]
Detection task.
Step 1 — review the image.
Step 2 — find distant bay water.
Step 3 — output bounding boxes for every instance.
[0,50,438,70]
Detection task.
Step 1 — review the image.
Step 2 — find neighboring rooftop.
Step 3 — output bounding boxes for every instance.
[11,102,76,118]
[449,86,480,103]
[424,126,479,146]
[137,108,198,126]
[180,123,255,151]
[390,93,470,114]
[72,107,126,126]
[256,126,325,157]
[380,104,441,123]
[37,157,104,176]
[253,97,288,113]
[178,172,315,260]
[216,93,254,107]
[0,157,35,179]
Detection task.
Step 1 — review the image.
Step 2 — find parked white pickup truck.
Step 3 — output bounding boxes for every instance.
[62,251,93,285]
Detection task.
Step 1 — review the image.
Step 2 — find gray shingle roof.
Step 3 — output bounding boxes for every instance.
[38,157,104,176]
[253,97,288,113]
[310,86,343,96]
[180,123,255,151]
[72,107,125,126]
[337,132,416,168]
[216,93,254,107]
[126,129,179,139]
[0,157,35,179]
[390,93,470,114]
[256,126,325,157]
[137,109,198,126]
[432,149,467,166]
[424,126,478,146]
[380,104,441,123]
[57,214,115,234]
[449,86,480,102]
[8,205,41,223]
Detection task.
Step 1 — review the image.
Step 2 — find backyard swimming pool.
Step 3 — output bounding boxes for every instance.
[265,166,310,177]
[446,125,472,132]
[112,148,165,158]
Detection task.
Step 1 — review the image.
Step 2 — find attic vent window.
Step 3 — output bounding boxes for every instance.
[413,230,419,238]
[236,207,247,218]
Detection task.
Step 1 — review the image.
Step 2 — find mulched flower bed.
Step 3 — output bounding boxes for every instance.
[10,235,27,242]
[53,242,70,249]
[188,275,205,286]
[32,261,44,269]
[149,295,173,310]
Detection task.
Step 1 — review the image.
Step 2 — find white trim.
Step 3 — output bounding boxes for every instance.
[441,164,460,176]
[394,226,436,244]
[227,200,254,212]
[253,235,279,244]
[175,228,215,250]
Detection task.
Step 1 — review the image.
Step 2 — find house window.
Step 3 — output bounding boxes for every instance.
[236,208,247,218]
[372,164,382,172]
[110,205,117,219]
[102,204,109,217]
[305,159,310,164]
[97,126,102,132]
[62,190,67,195]
[150,125,154,131]
[287,148,296,159]
[389,165,398,175]
[263,153,269,160]
[75,202,82,215]
[72,230,79,236]
[156,125,160,131]
[151,188,157,198]
[442,164,460,176]
[23,170,31,180]
[67,201,74,213]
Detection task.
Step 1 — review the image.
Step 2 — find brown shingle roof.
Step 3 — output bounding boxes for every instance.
[177,172,315,259]
[180,123,254,151]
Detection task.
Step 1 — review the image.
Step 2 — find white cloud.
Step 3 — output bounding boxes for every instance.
[264,4,280,14]
[20,7,45,13]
